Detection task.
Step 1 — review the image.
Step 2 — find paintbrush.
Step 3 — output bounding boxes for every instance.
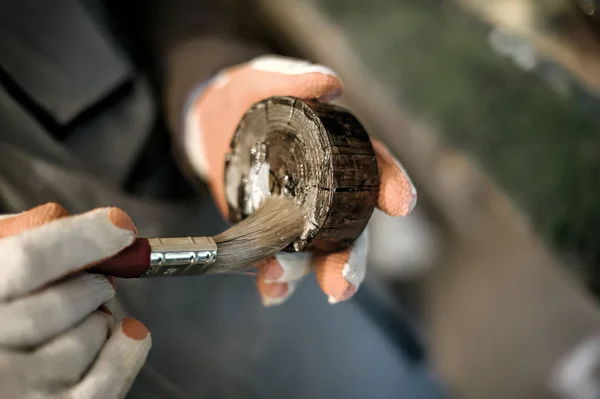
[91,96,381,279]
[90,197,305,278]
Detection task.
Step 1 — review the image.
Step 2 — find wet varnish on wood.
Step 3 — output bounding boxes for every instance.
[224,96,379,253]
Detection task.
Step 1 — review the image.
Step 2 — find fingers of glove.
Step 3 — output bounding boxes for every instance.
[371,140,417,217]
[246,55,343,102]
[0,273,115,348]
[256,253,312,306]
[23,310,113,389]
[314,231,369,304]
[69,318,151,399]
[0,207,135,300]
[0,203,69,239]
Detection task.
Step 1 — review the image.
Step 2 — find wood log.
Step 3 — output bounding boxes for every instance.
[224,96,379,252]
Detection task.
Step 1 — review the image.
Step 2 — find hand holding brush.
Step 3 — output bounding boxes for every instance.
[89,196,305,278]
[0,198,304,280]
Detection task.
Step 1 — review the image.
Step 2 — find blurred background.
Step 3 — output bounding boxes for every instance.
[284,0,600,397]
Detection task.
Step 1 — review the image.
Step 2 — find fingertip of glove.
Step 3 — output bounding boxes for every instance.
[245,55,343,101]
[262,293,288,307]
[372,140,418,216]
[327,284,356,304]
[318,86,343,102]
[258,280,291,307]
[107,208,136,233]
[314,249,361,303]
[121,318,149,341]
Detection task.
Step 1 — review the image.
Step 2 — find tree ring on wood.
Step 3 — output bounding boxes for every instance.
[224,96,379,253]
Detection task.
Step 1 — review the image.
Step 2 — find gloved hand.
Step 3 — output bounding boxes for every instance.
[0,203,151,399]
[185,55,416,305]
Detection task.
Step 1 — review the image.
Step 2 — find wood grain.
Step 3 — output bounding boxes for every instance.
[224,96,379,252]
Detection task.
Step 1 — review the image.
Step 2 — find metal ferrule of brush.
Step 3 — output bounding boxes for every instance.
[140,237,217,277]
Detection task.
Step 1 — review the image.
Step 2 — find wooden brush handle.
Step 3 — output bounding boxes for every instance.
[89,238,152,278]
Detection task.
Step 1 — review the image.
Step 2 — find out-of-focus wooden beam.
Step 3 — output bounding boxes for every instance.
[453,0,600,94]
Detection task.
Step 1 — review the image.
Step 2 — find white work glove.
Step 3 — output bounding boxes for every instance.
[0,203,151,399]
[184,55,417,306]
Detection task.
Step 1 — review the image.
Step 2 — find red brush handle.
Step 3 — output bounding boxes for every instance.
[89,238,151,278]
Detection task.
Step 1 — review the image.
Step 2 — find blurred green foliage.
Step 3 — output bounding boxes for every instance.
[315,0,600,286]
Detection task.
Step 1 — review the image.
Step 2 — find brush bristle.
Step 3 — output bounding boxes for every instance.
[209,197,305,273]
